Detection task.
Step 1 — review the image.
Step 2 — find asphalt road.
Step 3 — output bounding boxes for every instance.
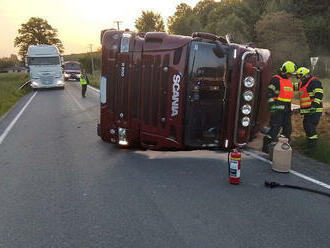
[0,81,329,248]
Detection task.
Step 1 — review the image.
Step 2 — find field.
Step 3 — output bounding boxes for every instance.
[0,73,30,118]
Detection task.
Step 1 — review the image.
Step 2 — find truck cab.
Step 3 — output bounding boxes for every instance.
[26,45,65,89]
[98,31,271,150]
[63,61,81,81]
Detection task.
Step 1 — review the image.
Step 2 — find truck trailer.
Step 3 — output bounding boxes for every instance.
[97,30,272,150]
[26,45,65,89]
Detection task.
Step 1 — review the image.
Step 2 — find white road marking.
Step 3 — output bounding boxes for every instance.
[87,85,100,93]
[0,91,37,145]
[244,150,330,190]
[65,85,95,120]
[243,150,272,165]
[289,170,330,190]
[65,87,85,111]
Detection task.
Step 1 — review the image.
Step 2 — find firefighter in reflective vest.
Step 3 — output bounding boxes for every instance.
[262,61,296,153]
[296,67,323,150]
[80,73,89,98]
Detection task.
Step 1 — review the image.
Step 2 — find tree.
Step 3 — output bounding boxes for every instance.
[77,52,101,74]
[0,54,20,68]
[14,17,64,58]
[168,3,201,35]
[256,11,310,70]
[193,0,218,28]
[244,0,268,15]
[135,11,165,33]
[205,0,254,42]
[262,0,330,55]
[212,13,251,43]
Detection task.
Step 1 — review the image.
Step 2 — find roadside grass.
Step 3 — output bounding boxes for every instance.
[292,135,330,164]
[0,73,30,118]
[291,77,330,164]
[321,78,330,102]
[88,71,100,88]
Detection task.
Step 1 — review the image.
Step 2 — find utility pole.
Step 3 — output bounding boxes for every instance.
[88,44,94,75]
[113,21,122,30]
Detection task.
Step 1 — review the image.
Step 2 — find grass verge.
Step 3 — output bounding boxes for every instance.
[321,78,330,102]
[292,135,330,164]
[88,71,100,88]
[0,73,30,118]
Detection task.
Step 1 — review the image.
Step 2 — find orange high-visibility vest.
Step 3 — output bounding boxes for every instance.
[273,75,294,102]
[299,77,318,109]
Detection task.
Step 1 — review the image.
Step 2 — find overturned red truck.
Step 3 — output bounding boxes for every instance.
[97,30,271,150]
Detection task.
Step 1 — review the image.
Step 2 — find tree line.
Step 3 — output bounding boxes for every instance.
[135,0,330,75]
[8,0,330,76]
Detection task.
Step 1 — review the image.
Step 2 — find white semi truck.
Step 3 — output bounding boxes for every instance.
[26,45,65,89]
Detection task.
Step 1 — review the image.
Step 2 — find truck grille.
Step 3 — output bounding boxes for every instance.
[142,54,169,128]
[40,75,54,85]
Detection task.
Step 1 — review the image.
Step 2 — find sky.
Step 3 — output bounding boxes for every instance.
[0,0,201,58]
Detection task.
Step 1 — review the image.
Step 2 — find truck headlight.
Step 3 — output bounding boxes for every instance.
[31,81,39,87]
[243,90,253,102]
[242,117,250,127]
[243,76,255,88]
[118,127,128,146]
[242,104,252,115]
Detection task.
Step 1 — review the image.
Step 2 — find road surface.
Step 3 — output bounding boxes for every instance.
[0,81,329,248]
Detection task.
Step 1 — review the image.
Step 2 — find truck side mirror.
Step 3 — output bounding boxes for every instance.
[213,42,225,58]
[60,57,64,65]
[24,58,28,67]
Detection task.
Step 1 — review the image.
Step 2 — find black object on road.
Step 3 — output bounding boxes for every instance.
[264,181,330,197]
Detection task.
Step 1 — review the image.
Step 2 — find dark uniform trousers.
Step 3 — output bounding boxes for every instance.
[303,112,321,147]
[82,84,87,97]
[263,108,292,153]
[268,109,292,140]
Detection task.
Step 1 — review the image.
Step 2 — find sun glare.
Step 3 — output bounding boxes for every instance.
[0,0,200,56]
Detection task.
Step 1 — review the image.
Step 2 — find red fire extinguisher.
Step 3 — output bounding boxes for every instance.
[228,149,241,184]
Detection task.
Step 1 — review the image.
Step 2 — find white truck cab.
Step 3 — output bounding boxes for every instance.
[26,45,65,89]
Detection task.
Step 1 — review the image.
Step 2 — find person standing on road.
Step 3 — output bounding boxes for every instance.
[262,61,297,153]
[80,73,89,98]
[296,67,323,151]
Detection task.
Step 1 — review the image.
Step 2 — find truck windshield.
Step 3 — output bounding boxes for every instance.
[64,63,80,70]
[188,42,226,80]
[184,41,227,147]
[28,57,60,65]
